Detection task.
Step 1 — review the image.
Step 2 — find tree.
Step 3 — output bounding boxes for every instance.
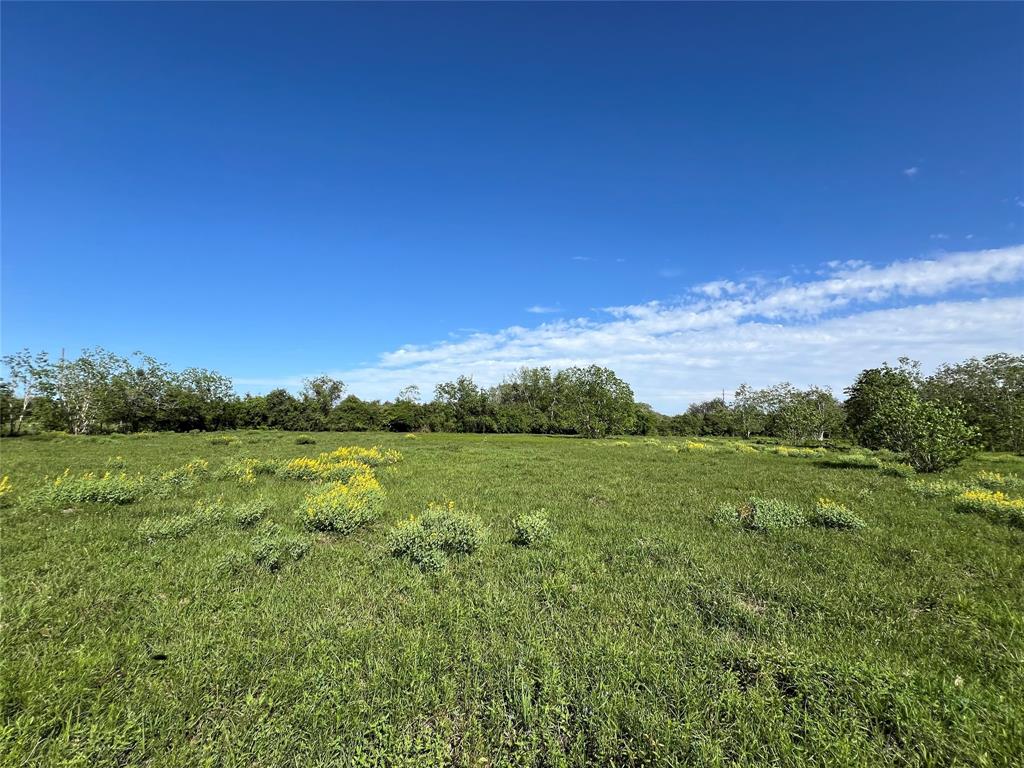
[845,359,921,444]
[923,354,1024,453]
[302,376,346,419]
[553,365,636,438]
[1,349,49,435]
[732,384,770,438]
[773,386,845,442]
[862,388,978,472]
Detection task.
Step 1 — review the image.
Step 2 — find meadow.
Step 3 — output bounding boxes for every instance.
[1,431,1022,767]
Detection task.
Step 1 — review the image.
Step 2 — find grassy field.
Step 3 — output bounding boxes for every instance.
[2,431,1023,767]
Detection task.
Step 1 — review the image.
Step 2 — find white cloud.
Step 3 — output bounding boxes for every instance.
[903,166,919,177]
[244,245,1024,412]
[525,305,561,314]
[930,233,949,240]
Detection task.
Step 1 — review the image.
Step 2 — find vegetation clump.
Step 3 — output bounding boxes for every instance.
[301,471,383,533]
[809,497,866,529]
[294,434,317,445]
[975,470,1022,490]
[233,498,270,528]
[388,501,485,571]
[250,521,312,572]
[953,489,1024,527]
[511,510,553,547]
[0,475,13,506]
[907,478,969,498]
[33,469,148,507]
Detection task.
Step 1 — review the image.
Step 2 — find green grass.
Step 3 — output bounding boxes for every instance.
[2,431,1023,766]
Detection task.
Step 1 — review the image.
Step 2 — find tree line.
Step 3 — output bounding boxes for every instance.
[2,347,1021,456]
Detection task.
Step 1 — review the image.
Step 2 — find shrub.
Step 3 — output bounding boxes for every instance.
[714,497,806,532]
[774,446,823,458]
[34,470,148,507]
[139,514,199,541]
[301,472,384,533]
[105,455,128,470]
[388,502,485,571]
[155,459,210,496]
[233,498,269,528]
[294,435,317,445]
[684,441,709,451]
[0,475,13,507]
[809,498,866,529]
[250,521,312,571]
[975,471,1023,490]
[953,489,1024,527]
[907,478,969,498]
[861,392,978,472]
[215,458,277,485]
[208,435,241,446]
[277,456,367,483]
[325,446,402,467]
[511,510,553,547]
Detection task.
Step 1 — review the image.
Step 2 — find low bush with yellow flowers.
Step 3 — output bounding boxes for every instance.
[953,488,1024,527]
[974,470,1023,491]
[0,475,13,507]
[301,470,384,533]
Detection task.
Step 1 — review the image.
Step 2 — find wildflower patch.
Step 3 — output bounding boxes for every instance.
[953,489,1024,527]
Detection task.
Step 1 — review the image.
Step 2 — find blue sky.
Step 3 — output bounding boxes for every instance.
[3,2,1023,411]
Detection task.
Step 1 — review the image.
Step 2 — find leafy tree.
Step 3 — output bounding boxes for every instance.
[845,359,921,444]
[1,349,49,435]
[302,376,346,426]
[861,387,978,471]
[923,354,1024,453]
[773,386,845,442]
[553,365,636,438]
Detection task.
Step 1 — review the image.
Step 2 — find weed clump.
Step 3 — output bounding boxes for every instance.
[233,498,269,528]
[250,521,312,572]
[208,435,241,446]
[809,498,866,529]
[511,510,553,547]
[294,435,317,445]
[215,457,277,485]
[388,501,485,572]
[0,476,13,507]
[953,489,1024,527]
[907,478,969,498]
[154,458,210,496]
[713,497,806,532]
[33,470,148,507]
[975,470,1022,490]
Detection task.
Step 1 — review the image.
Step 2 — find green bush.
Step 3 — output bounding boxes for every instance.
[33,470,149,507]
[233,498,269,528]
[731,497,806,532]
[388,503,486,571]
[907,478,969,498]
[511,510,553,547]
[809,498,866,529]
[208,435,241,446]
[250,521,312,572]
[294,435,317,445]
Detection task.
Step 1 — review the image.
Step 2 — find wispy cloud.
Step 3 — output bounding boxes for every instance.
[525,305,561,314]
[903,166,920,178]
[930,233,949,240]
[571,256,591,262]
[247,245,1024,411]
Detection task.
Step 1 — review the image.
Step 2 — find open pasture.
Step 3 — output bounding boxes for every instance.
[2,431,1023,766]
